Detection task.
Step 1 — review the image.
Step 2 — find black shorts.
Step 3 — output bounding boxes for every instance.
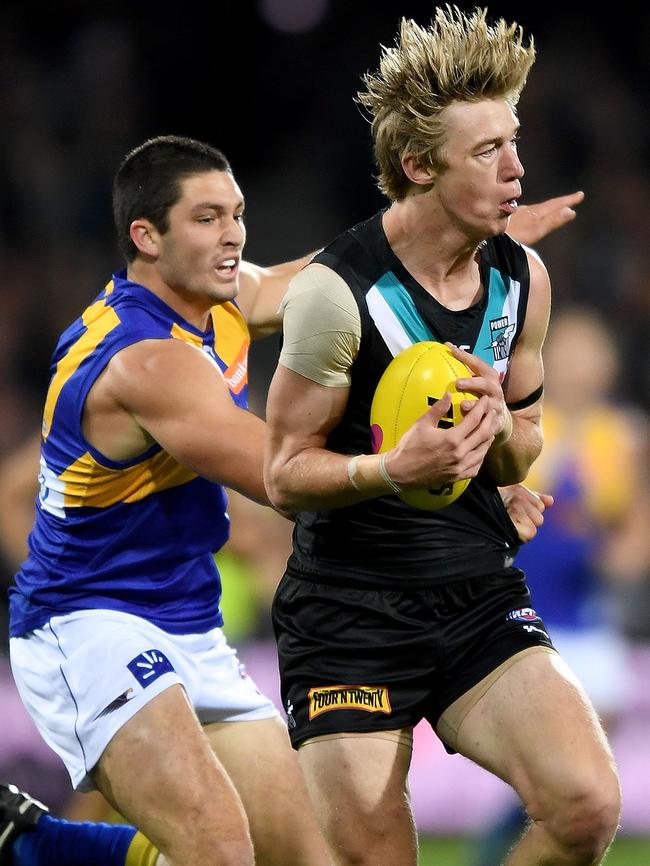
[272,567,555,750]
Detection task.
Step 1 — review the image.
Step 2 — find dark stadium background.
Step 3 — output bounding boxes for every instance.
[1,3,649,863]
[2,1,649,421]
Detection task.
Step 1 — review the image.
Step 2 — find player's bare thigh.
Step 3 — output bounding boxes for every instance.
[297,730,416,865]
[439,647,619,817]
[93,684,252,865]
[204,716,332,865]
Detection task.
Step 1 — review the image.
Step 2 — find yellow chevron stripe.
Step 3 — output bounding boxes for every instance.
[170,321,203,346]
[59,449,197,508]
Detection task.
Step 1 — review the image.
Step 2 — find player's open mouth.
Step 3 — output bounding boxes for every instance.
[500,199,518,215]
[216,259,238,276]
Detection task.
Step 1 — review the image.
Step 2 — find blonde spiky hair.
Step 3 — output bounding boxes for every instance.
[357,5,536,201]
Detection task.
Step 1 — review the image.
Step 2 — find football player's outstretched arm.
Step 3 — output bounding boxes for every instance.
[508,191,584,246]
[236,191,583,342]
[236,253,316,339]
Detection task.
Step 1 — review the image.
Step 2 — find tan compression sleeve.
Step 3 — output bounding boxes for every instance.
[278,264,361,386]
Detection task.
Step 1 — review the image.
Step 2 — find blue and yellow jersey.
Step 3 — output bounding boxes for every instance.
[9,270,250,637]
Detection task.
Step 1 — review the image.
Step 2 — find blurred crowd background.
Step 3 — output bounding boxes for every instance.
[1,1,649,860]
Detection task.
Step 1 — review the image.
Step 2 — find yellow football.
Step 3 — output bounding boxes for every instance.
[370,341,477,510]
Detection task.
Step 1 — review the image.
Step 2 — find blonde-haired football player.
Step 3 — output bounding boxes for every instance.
[265,7,620,865]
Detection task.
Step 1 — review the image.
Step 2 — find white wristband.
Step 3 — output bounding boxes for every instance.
[347,455,364,492]
[347,453,402,495]
[378,453,402,494]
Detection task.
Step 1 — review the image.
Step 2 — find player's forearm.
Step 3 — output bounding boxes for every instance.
[179,413,271,507]
[483,414,542,485]
[265,448,384,512]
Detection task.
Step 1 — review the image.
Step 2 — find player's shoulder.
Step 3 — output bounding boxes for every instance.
[108,336,210,393]
[312,211,384,270]
[283,263,358,328]
[484,232,532,278]
[516,242,550,302]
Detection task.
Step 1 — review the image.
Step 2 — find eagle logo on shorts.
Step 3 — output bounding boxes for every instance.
[94,688,135,719]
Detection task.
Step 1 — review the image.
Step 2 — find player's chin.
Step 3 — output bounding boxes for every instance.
[491,214,511,236]
[208,277,238,302]
[474,220,506,242]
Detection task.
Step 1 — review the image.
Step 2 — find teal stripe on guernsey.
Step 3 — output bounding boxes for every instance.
[473,267,509,362]
[374,272,434,344]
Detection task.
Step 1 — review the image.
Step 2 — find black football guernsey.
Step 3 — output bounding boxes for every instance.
[288,211,530,587]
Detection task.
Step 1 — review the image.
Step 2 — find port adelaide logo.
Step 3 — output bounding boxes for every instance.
[308,685,392,720]
[487,316,515,361]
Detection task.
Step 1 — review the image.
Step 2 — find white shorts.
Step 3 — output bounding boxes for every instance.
[9,609,279,791]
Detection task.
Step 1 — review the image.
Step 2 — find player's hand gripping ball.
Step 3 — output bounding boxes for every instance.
[370,341,477,510]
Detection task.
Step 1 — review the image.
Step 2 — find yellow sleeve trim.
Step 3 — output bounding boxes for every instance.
[125,830,159,866]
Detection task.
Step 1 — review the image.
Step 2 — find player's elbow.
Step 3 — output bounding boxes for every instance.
[265,483,293,514]
[496,464,530,486]
[263,461,295,513]
[487,426,542,485]
[485,450,537,486]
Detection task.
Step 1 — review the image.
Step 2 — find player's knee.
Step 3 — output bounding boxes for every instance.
[330,835,392,866]
[203,839,255,866]
[154,789,254,866]
[326,802,413,865]
[327,825,387,865]
[549,766,621,862]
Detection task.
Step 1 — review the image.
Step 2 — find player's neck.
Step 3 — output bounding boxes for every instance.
[382,200,482,310]
[127,262,214,331]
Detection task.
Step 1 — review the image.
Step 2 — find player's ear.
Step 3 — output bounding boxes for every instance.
[402,152,437,187]
[130,219,159,258]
